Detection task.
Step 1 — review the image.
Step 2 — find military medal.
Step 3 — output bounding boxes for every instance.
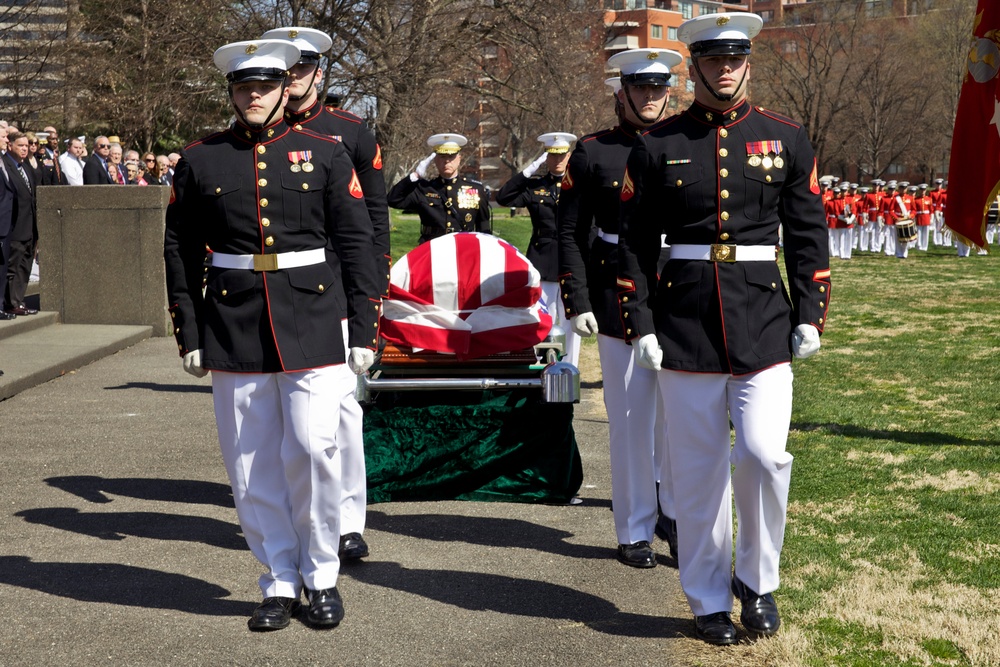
[774,156,784,169]
[288,150,312,173]
[762,155,773,169]
[748,155,762,167]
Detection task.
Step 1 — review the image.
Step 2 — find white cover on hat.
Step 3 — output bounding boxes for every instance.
[607,48,683,77]
[213,40,300,76]
[605,77,622,94]
[261,27,333,56]
[677,13,763,46]
[537,132,577,154]
[428,133,468,154]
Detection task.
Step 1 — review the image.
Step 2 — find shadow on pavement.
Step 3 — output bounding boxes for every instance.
[0,556,255,617]
[45,476,233,507]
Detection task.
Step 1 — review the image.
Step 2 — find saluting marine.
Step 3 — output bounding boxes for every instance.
[387,133,491,244]
[164,39,381,632]
[495,132,581,367]
[617,13,830,645]
[263,25,391,564]
[558,48,683,571]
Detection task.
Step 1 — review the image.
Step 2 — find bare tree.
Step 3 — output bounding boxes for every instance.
[839,21,933,180]
[71,0,239,152]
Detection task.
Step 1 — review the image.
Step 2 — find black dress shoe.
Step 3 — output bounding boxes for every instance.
[694,611,738,645]
[654,514,678,561]
[0,311,15,320]
[247,596,299,631]
[339,532,369,560]
[616,540,656,568]
[304,587,344,628]
[8,306,37,316]
[732,576,781,636]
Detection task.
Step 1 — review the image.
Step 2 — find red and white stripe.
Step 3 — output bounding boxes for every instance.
[380,233,552,359]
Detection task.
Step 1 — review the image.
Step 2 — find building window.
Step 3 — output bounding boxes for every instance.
[651,24,662,39]
[680,2,693,19]
[783,40,798,54]
[760,10,774,23]
[668,26,678,40]
[686,79,695,93]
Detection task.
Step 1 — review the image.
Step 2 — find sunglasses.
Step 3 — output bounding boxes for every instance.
[145,158,155,162]
[28,140,38,145]
[97,143,110,149]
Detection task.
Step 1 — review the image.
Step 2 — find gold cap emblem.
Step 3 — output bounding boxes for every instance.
[288,30,299,38]
[717,16,730,26]
[647,52,659,60]
[245,43,258,54]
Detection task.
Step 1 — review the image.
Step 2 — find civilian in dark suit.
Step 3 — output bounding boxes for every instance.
[3,132,39,315]
[0,127,16,320]
[82,136,114,184]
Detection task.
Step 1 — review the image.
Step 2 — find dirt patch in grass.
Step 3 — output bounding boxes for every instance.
[889,469,1000,493]
[813,550,1000,666]
[845,449,910,465]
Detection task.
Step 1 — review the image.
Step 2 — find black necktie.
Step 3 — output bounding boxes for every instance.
[17,163,31,192]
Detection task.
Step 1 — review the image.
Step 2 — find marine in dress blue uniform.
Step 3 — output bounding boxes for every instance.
[264,26,391,564]
[387,133,491,244]
[558,48,683,569]
[495,132,581,367]
[163,39,381,632]
[617,13,830,645]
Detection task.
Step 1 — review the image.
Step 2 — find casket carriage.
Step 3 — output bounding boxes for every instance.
[359,233,583,504]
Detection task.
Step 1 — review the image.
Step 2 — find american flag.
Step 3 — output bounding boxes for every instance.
[380,233,552,359]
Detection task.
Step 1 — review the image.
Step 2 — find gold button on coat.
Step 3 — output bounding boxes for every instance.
[261,218,270,227]
[720,168,729,177]
[719,148,728,157]
[265,236,274,246]
[260,198,268,207]
[819,286,826,293]
[721,211,730,220]
[302,183,309,190]
[257,161,267,169]
[257,145,266,154]
[215,187,221,194]
[318,284,325,292]
[258,179,267,187]
[676,179,683,186]
[720,128,728,138]
[221,290,228,296]
[721,190,729,199]
[720,232,730,241]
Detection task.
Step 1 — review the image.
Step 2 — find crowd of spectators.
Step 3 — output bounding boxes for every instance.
[0,120,179,188]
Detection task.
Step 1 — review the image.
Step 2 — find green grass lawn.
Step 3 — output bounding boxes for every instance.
[386,219,998,666]
[741,244,1000,667]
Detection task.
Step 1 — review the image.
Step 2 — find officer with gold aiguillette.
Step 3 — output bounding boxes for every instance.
[387,133,492,245]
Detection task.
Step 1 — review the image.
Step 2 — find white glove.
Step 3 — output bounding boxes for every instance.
[570,312,599,338]
[790,324,821,359]
[411,152,436,181]
[522,153,547,178]
[182,349,209,378]
[635,333,662,371]
[348,347,374,375]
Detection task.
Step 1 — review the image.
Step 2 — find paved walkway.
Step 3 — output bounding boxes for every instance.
[0,337,720,666]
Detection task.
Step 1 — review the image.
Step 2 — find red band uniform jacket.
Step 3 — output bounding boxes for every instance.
[557,125,643,340]
[286,100,392,297]
[164,120,381,373]
[495,171,563,281]
[617,100,831,375]
[387,173,491,245]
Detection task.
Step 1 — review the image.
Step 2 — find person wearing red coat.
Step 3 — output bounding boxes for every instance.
[913,184,934,251]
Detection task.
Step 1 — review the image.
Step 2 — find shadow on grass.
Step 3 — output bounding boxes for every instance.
[792,421,1000,447]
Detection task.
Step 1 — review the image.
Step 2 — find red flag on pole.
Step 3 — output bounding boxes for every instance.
[945,2,1000,250]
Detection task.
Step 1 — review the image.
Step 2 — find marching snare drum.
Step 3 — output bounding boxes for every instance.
[896,219,917,243]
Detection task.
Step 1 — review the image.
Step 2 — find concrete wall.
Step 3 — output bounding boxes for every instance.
[36,186,172,337]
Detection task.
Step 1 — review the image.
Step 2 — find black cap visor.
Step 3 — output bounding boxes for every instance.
[621,72,671,87]
[690,39,752,58]
[295,52,322,65]
[226,67,288,83]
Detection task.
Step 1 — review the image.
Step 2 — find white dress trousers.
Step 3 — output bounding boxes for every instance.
[597,334,664,544]
[658,364,794,617]
[337,318,367,537]
[541,281,581,369]
[212,366,352,598]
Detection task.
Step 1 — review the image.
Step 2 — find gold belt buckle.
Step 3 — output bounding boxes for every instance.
[710,244,736,262]
[253,253,279,272]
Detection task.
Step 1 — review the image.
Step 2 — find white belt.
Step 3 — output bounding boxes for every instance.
[670,244,778,262]
[596,228,619,244]
[211,247,326,272]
